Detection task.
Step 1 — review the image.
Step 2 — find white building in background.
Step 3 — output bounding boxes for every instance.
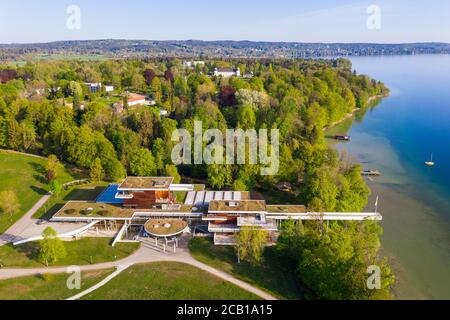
[213,68,241,78]
[112,93,156,113]
[85,82,114,93]
[104,85,114,92]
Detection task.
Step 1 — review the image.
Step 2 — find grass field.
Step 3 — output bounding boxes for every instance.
[0,238,139,267]
[0,269,114,300]
[189,237,303,300]
[82,262,261,300]
[0,151,76,233]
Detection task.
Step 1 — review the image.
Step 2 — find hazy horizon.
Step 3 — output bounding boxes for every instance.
[2,39,450,46]
[1,0,449,44]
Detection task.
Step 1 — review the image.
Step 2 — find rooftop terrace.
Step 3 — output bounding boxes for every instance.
[54,201,135,220]
[266,205,307,214]
[208,200,267,213]
[144,219,188,237]
[53,201,202,221]
[118,177,174,190]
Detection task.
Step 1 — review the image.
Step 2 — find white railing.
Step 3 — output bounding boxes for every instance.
[169,184,195,192]
[112,223,128,247]
[267,212,382,221]
[208,224,239,233]
[13,221,100,246]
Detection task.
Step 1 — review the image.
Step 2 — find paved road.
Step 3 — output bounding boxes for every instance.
[0,193,89,247]
[0,194,52,247]
[0,239,278,300]
[0,192,277,300]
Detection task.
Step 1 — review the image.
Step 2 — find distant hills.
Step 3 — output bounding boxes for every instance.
[1,40,450,60]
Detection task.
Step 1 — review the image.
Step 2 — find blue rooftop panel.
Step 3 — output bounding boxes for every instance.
[96,184,124,204]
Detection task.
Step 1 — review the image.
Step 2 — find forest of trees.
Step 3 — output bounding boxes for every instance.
[0,57,393,299]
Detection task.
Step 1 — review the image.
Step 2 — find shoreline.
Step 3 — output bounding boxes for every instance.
[365,180,450,299]
[323,93,389,132]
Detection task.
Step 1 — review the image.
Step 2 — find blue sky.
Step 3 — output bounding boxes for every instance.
[1,0,449,43]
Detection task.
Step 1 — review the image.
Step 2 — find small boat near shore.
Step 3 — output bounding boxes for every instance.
[361,170,381,176]
[334,135,351,141]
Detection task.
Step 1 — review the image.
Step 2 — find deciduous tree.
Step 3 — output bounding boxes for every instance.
[235,227,267,266]
[0,191,20,221]
[90,158,105,181]
[39,227,67,267]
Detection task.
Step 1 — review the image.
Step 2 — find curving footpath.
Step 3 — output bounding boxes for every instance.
[66,265,131,300]
[0,193,91,247]
[0,189,277,300]
[0,239,277,300]
[0,193,53,247]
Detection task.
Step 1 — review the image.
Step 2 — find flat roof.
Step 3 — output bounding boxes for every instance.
[144,219,188,237]
[53,201,201,221]
[54,201,135,220]
[118,177,174,190]
[208,200,267,213]
[266,205,307,214]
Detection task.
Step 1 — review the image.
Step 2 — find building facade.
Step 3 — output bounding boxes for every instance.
[52,176,382,246]
[85,82,114,93]
[213,68,241,78]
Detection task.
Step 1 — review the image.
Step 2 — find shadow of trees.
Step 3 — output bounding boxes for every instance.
[63,186,106,201]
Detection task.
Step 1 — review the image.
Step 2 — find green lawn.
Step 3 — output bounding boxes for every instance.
[0,238,139,267]
[0,269,114,300]
[174,191,187,203]
[0,151,77,233]
[33,183,108,220]
[189,237,303,300]
[82,262,261,300]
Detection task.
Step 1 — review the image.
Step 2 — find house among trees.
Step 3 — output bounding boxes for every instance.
[112,101,125,114]
[85,82,114,93]
[51,176,382,246]
[127,93,147,106]
[112,93,155,113]
[213,67,241,78]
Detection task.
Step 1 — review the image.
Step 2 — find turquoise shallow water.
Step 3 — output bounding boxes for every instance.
[336,55,450,299]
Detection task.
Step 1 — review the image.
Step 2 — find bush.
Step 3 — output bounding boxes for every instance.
[97,210,109,216]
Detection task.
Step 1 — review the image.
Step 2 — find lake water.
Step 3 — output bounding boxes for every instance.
[335,55,450,299]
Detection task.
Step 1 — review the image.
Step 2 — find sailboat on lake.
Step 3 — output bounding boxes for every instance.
[425,153,435,167]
